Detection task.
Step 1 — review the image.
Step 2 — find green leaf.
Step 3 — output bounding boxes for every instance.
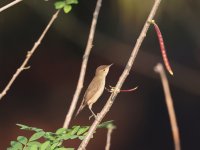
[31,127,43,132]
[54,1,66,9]
[16,124,43,132]
[70,126,80,135]
[56,133,71,141]
[40,141,50,150]
[51,142,59,150]
[27,141,41,147]
[98,120,114,128]
[66,148,74,150]
[23,147,31,150]
[16,124,30,130]
[17,136,28,145]
[78,136,85,140]
[77,127,89,135]
[63,5,72,13]
[43,132,56,141]
[29,131,45,141]
[66,0,78,4]
[69,135,78,139]
[82,132,93,138]
[29,145,38,150]
[55,148,68,150]
[10,141,23,149]
[83,131,88,136]
[56,128,67,134]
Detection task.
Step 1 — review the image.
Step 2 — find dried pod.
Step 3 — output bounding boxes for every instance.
[151,20,173,75]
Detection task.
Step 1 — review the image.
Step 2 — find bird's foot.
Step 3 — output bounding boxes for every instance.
[105,85,120,93]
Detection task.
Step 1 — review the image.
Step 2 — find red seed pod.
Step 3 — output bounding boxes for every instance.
[151,20,173,75]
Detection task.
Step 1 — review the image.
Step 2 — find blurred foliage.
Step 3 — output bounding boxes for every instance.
[54,0,78,13]
[7,121,114,150]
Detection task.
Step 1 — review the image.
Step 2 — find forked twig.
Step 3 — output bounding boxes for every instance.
[63,0,103,128]
[154,63,181,150]
[0,0,22,13]
[0,10,60,101]
[78,0,162,149]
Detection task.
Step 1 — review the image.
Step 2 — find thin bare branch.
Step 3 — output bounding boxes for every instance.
[78,0,162,149]
[105,127,115,150]
[154,63,181,150]
[0,10,60,101]
[63,0,103,128]
[0,0,22,13]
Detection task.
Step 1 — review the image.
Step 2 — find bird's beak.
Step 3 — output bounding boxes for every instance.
[108,63,113,67]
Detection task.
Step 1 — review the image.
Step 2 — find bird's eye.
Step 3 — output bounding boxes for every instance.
[103,69,105,71]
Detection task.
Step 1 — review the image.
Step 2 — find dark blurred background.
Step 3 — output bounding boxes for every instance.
[0,0,200,149]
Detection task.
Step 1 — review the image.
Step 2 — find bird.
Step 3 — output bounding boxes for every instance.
[75,64,113,119]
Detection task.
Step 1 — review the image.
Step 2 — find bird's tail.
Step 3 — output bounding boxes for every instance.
[75,102,86,118]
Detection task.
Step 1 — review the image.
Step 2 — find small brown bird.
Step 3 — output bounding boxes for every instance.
[75,64,113,118]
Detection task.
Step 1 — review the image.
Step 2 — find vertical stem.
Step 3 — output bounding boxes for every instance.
[0,0,22,13]
[105,127,114,150]
[0,10,60,101]
[154,63,181,150]
[63,0,103,128]
[78,0,162,149]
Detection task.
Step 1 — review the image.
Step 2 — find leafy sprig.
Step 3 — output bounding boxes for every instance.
[54,0,78,13]
[7,120,114,150]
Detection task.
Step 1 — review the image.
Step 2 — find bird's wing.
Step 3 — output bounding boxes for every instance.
[75,76,104,117]
[83,77,103,104]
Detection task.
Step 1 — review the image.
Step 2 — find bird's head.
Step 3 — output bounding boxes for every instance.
[95,64,113,76]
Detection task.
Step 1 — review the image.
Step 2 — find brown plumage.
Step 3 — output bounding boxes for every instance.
[75,64,113,118]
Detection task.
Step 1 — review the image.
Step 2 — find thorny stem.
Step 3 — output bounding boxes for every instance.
[63,0,103,128]
[0,10,60,101]
[0,0,22,13]
[78,0,162,149]
[154,63,181,150]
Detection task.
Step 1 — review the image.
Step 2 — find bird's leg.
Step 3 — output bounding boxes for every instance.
[89,114,94,120]
[89,108,97,120]
[88,105,97,120]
